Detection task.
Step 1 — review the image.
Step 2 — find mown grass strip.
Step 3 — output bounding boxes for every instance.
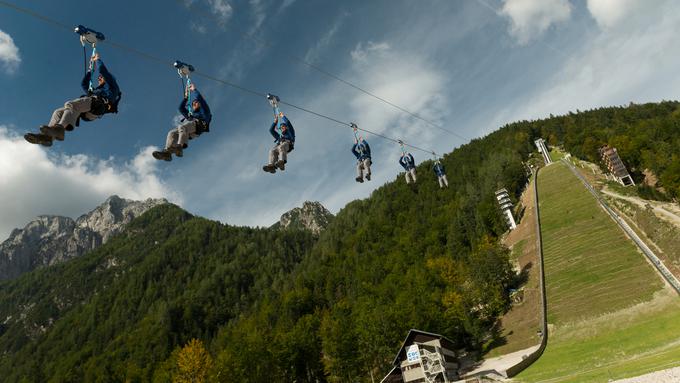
[516,162,680,382]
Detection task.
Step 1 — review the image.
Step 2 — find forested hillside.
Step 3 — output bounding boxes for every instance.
[534,101,680,198]
[2,101,679,382]
[0,206,317,382]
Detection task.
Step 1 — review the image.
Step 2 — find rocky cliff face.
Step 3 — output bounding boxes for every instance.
[273,201,334,234]
[0,195,166,281]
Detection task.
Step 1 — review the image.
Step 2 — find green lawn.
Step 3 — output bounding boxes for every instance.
[549,148,566,162]
[517,292,680,382]
[515,162,680,382]
[538,162,661,324]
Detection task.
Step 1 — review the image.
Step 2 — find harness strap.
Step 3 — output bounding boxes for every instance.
[186,77,193,118]
[88,45,97,92]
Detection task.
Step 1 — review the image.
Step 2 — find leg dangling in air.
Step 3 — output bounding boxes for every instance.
[365,159,371,181]
[276,141,289,170]
[356,161,364,183]
[263,145,278,173]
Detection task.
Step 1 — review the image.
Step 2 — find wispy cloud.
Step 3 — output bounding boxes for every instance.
[190,21,208,34]
[303,12,349,64]
[586,0,645,29]
[500,0,572,44]
[248,0,267,34]
[488,0,680,130]
[0,29,20,74]
[208,0,233,24]
[350,41,390,64]
[279,0,296,12]
[0,127,181,240]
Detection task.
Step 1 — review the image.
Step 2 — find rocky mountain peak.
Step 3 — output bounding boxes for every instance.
[76,195,167,243]
[0,196,167,281]
[274,201,334,234]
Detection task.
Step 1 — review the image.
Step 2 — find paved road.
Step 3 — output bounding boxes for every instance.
[562,159,680,295]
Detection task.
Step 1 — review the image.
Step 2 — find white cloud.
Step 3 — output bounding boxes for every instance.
[0,30,20,74]
[350,41,391,63]
[190,21,207,34]
[208,0,233,24]
[279,0,296,12]
[304,13,348,64]
[489,0,680,131]
[586,0,644,29]
[500,0,572,44]
[0,127,182,240]
[249,0,267,34]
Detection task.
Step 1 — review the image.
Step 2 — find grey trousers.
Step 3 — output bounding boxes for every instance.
[357,158,371,178]
[48,96,98,128]
[438,174,449,188]
[269,141,290,165]
[405,168,417,184]
[165,120,198,150]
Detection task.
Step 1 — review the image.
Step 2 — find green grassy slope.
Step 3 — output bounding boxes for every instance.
[539,162,662,324]
[516,162,680,382]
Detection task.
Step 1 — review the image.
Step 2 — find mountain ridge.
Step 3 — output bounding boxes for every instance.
[0,195,166,281]
[272,201,334,234]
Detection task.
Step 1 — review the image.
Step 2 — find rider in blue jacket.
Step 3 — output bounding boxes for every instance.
[33,53,121,143]
[263,113,295,173]
[155,84,212,161]
[352,138,372,182]
[433,161,448,188]
[399,153,417,184]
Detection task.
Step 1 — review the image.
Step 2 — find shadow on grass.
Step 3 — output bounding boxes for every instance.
[483,321,508,355]
[512,261,532,289]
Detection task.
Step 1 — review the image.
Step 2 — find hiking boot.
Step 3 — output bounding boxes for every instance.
[366,174,371,181]
[25,133,53,147]
[263,164,276,173]
[170,145,183,157]
[40,125,65,141]
[152,150,172,162]
[355,176,364,183]
[64,124,74,131]
[276,160,286,171]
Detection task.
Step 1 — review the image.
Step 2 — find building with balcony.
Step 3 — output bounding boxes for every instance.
[599,146,634,186]
[495,188,517,230]
[381,329,460,383]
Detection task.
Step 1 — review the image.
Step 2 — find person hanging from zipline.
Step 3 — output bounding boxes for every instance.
[350,123,371,183]
[263,94,295,173]
[433,159,448,188]
[153,61,211,161]
[25,25,121,146]
[398,141,417,184]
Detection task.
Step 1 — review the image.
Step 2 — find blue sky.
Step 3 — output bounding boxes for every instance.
[1,0,679,239]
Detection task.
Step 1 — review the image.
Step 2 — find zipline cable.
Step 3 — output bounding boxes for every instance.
[0,0,441,156]
[179,0,470,142]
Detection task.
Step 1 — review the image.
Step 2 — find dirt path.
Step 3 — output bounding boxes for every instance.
[601,188,680,228]
[612,366,680,383]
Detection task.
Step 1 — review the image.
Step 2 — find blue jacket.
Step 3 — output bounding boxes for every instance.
[270,116,295,143]
[433,162,445,176]
[399,153,416,170]
[352,141,371,160]
[179,90,212,124]
[81,60,120,103]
